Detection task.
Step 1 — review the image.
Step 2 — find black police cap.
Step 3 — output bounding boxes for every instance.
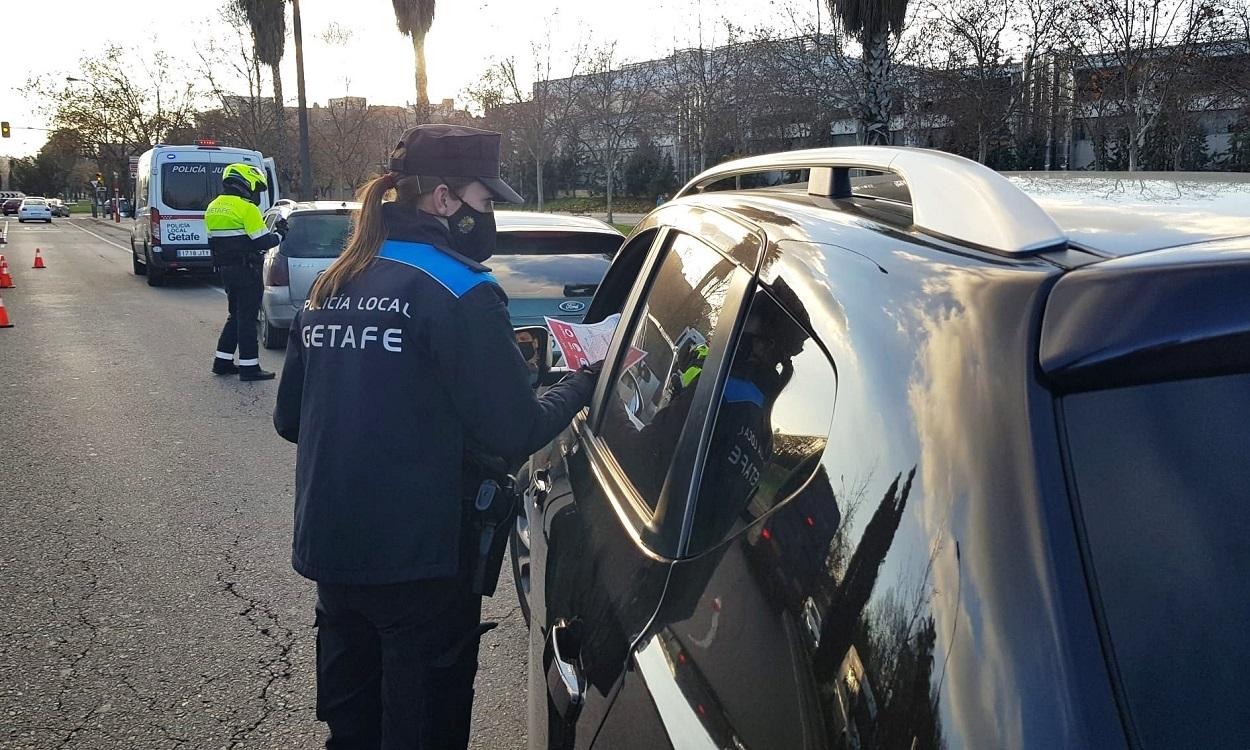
[388,124,524,204]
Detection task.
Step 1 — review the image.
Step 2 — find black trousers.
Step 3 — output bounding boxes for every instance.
[315,579,485,750]
[215,264,262,365]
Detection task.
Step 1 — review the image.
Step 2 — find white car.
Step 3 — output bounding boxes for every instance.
[18,197,53,223]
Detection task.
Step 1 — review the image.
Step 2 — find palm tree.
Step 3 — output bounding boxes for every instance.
[236,0,288,121]
[391,0,437,123]
[828,0,910,145]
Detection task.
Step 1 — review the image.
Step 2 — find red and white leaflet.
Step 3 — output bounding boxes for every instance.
[545,313,645,370]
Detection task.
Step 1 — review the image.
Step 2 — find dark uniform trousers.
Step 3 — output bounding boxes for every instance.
[315,577,484,750]
[216,263,263,364]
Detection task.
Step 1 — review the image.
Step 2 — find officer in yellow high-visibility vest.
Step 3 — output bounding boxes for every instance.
[205,163,286,381]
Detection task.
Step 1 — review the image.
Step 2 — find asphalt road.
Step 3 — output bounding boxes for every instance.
[0,217,528,749]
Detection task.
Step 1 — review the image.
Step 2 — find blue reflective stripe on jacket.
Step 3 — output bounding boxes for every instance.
[723,376,765,407]
[378,240,497,298]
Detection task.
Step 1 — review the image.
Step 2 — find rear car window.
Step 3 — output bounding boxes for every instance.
[161,162,226,211]
[1062,373,1250,749]
[688,288,834,554]
[24,199,46,205]
[282,212,351,258]
[495,231,621,256]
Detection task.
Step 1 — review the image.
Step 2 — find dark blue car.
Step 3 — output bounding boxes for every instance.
[512,152,1250,750]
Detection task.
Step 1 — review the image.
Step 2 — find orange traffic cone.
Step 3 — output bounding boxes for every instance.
[0,296,13,328]
[0,256,13,288]
[32,248,46,269]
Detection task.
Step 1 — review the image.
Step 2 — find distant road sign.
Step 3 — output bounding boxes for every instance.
[128,156,139,178]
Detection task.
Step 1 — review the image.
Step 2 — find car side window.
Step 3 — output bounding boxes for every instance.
[686,285,836,555]
[598,232,737,513]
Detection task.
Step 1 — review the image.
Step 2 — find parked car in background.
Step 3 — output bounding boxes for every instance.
[2,198,22,216]
[259,201,357,348]
[514,148,1250,750]
[17,197,53,223]
[47,199,70,217]
[258,204,623,349]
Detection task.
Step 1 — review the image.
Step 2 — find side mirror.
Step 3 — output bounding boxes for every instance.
[515,326,553,388]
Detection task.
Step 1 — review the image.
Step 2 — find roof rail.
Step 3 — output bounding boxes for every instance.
[676,146,1067,255]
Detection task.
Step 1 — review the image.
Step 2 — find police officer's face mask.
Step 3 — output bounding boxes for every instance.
[447,192,497,262]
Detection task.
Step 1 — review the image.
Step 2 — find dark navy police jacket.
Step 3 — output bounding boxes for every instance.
[274,204,596,584]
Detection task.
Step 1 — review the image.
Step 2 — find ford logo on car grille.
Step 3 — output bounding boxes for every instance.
[558,300,587,313]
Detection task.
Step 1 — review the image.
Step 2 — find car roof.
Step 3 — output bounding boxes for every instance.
[273,204,624,235]
[1006,172,1250,257]
[281,200,361,214]
[495,210,622,235]
[678,171,1249,261]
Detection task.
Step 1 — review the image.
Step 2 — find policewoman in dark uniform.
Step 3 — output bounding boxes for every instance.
[206,163,285,381]
[273,124,598,749]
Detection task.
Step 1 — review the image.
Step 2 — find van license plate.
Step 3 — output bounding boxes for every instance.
[179,249,211,258]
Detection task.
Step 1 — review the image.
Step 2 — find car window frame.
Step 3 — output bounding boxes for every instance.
[582,223,758,558]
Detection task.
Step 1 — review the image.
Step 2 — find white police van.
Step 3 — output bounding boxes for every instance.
[130,142,278,286]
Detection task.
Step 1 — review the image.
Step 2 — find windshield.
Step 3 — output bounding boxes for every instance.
[495,231,621,256]
[161,162,227,211]
[24,199,46,205]
[1062,372,1250,749]
[282,212,352,258]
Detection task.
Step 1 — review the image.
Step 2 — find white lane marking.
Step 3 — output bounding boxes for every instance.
[64,220,130,254]
[65,220,226,296]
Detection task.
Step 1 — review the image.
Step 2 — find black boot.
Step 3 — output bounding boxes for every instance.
[212,358,238,375]
[238,365,276,382]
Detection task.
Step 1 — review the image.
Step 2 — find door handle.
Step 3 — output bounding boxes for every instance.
[532,469,551,510]
[545,619,585,725]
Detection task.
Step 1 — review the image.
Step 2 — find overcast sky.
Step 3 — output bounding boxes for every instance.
[1,0,812,157]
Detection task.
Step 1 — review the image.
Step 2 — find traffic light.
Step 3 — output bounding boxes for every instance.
[1,122,10,138]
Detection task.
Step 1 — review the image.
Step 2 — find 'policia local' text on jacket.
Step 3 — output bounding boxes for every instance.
[205,192,279,266]
[273,205,596,585]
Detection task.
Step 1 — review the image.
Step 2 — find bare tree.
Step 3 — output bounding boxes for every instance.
[763,4,861,153]
[659,18,760,179]
[468,39,586,209]
[1015,0,1078,167]
[311,99,386,198]
[565,44,659,222]
[1071,0,1223,170]
[196,8,285,155]
[25,46,198,189]
[925,0,1018,164]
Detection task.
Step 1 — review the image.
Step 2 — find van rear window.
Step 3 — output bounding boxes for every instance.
[161,163,227,211]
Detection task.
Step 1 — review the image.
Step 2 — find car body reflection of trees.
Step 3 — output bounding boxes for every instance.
[649,461,952,750]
